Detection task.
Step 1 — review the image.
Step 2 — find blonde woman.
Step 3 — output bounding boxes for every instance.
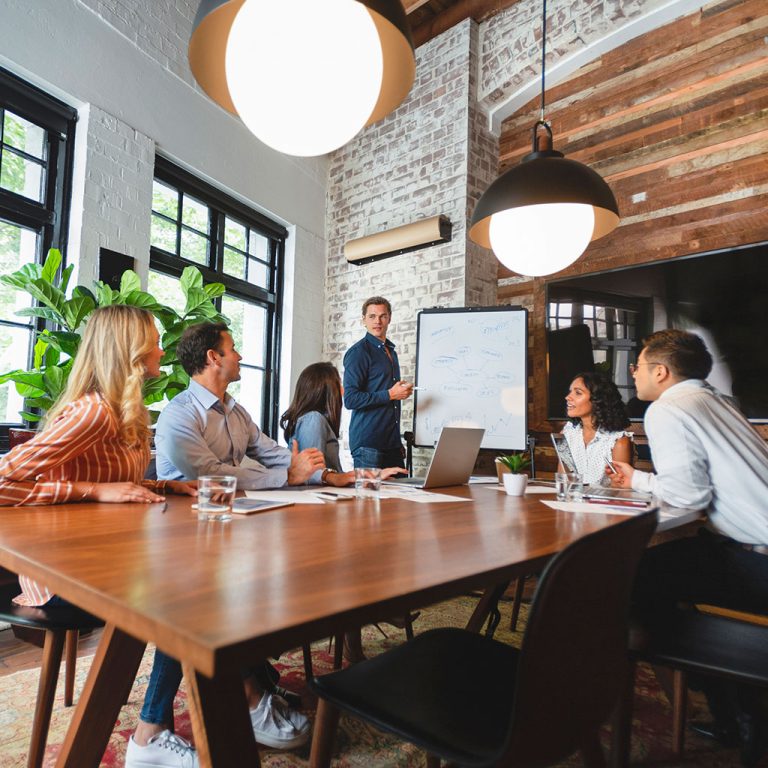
[0,305,195,607]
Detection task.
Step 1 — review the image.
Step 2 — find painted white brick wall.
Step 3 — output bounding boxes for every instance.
[69,105,155,287]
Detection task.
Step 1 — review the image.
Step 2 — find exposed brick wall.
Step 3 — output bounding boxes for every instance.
[479,0,672,111]
[79,0,199,88]
[70,105,155,286]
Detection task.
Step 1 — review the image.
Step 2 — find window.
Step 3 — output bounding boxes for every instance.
[0,68,76,449]
[149,158,286,436]
[548,289,649,403]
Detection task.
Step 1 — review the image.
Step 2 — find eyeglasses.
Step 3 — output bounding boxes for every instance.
[629,361,661,375]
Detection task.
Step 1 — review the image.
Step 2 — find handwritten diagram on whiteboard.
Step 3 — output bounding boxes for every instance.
[413,307,528,450]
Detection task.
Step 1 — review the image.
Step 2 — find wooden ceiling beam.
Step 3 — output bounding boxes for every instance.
[411,0,520,48]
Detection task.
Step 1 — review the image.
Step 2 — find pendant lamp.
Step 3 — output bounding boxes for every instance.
[469,0,619,277]
[188,0,415,157]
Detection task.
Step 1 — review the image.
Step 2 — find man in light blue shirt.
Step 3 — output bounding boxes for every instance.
[128,322,323,767]
[156,323,325,488]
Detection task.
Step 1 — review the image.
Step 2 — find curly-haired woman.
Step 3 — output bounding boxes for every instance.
[561,371,631,485]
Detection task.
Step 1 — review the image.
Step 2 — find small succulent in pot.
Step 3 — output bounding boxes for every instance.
[495,452,531,475]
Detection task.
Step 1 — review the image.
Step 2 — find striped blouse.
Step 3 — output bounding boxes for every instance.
[0,392,163,605]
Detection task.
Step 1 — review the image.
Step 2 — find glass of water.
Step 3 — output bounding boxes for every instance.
[354,467,381,498]
[555,471,569,501]
[197,475,237,521]
[566,472,584,501]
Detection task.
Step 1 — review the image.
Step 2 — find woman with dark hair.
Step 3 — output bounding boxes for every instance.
[562,371,632,485]
[281,362,405,487]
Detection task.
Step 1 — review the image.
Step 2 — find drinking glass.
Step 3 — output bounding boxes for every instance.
[197,475,237,521]
[566,472,584,501]
[354,467,381,497]
[555,471,569,501]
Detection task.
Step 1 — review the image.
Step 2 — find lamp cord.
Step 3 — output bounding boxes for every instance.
[540,0,547,122]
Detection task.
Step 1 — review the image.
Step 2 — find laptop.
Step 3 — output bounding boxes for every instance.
[550,432,577,473]
[383,426,485,489]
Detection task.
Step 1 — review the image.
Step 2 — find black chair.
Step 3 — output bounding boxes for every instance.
[612,608,768,765]
[309,510,657,768]
[0,582,103,768]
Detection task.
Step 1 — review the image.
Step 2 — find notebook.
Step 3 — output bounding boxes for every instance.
[383,426,485,489]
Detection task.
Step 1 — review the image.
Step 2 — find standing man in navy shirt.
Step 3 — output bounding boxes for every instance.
[343,296,413,468]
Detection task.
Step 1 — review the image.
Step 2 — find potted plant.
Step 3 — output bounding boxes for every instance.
[495,452,531,496]
[0,248,228,426]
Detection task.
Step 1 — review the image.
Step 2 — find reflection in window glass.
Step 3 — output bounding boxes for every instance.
[223,246,246,280]
[180,229,208,265]
[182,195,209,233]
[229,366,264,424]
[151,214,178,254]
[224,216,247,250]
[3,111,46,158]
[0,151,44,202]
[0,221,37,322]
[222,296,266,368]
[0,325,31,423]
[152,180,178,220]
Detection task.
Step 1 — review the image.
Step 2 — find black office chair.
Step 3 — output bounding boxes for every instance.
[310,510,657,768]
[613,608,768,766]
[0,582,103,768]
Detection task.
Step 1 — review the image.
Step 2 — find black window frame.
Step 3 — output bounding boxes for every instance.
[150,157,287,437]
[0,67,77,451]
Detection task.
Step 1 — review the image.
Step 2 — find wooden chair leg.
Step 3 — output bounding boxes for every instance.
[302,644,313,682]
[608,660,637,768]
[404,613,415,641]
[580,732,607,768]
[671,668,688,756]
[28,628,66,768]
[333,633,344,670]
[509,576,526,631]
[309,698,340,768]
[64,629,78,707]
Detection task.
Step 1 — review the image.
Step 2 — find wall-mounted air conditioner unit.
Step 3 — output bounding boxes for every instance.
[345,215,452,265]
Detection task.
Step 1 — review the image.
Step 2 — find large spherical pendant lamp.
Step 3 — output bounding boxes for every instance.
[469,1,619,277]
[189,0,415,157]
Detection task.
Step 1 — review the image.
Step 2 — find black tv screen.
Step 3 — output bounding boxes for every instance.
[546,241,768,422]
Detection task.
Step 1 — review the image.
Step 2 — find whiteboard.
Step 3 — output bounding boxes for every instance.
[413,307,528,450]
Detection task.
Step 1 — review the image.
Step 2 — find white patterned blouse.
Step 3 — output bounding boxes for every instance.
[562,421,629,486]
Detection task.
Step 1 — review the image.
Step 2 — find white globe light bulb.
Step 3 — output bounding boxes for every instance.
[225,0,384,157]
[489,203,595,277]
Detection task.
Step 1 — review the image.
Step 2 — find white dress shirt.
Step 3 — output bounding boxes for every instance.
[631,379,768,544]
[155,379,291,489]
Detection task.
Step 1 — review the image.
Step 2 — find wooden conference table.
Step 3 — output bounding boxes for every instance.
[0,485,698,767]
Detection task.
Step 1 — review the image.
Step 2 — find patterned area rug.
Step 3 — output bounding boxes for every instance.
[0,596,751,767]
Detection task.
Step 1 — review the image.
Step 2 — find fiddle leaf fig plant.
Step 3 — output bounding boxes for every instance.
[0,248,228,422]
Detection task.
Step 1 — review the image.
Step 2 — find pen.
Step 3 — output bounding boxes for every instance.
[606,459,617,473]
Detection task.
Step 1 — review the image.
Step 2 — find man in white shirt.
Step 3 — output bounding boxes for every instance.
[612,329,768,763]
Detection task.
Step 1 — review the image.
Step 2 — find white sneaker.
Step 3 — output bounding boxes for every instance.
[250,693,310,749]
[125,730,199,768]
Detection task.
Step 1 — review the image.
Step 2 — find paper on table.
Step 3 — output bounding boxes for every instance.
[379,488,471,503]
[484,484,556,495]
[541,499,637,516]
[245,490,327,505]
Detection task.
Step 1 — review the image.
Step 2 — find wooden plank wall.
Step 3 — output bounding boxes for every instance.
[495,0,768,470]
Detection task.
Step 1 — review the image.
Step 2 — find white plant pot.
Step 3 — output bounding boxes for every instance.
[502,473,527,496]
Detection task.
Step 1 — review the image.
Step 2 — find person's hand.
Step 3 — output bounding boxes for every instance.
[287,440,326,485]
[88,483,166,503]
[166,480,197,497]
[325,471,355,487]
[388,381,413,400]
[381,466,408,480]
[608,460,634,489]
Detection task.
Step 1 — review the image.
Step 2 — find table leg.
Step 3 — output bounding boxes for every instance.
[183,662,261,768]
[56,623,146,768]
[465,582,508,633]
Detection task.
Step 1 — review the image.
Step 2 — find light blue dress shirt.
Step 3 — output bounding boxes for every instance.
[292,411,343,484]
[155,379,291,489]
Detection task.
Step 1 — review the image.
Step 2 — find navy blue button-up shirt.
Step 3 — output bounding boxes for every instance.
[343,332,402,453]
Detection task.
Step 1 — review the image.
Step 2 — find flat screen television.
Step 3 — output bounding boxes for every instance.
[546,241,768,422]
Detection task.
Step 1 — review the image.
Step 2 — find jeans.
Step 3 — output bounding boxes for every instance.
[351,445,404,470]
